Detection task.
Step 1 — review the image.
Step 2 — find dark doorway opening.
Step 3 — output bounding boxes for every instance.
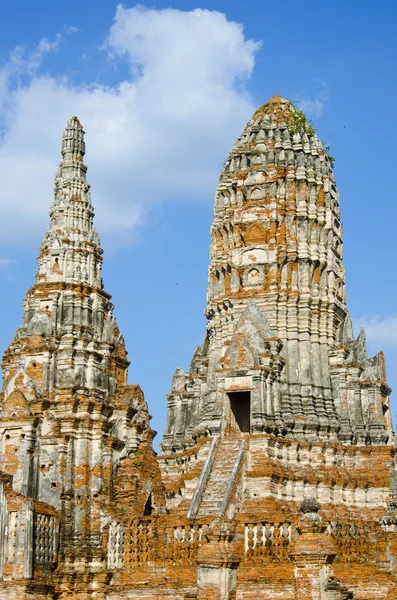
[228,391,251,433]
[144,493,153,516]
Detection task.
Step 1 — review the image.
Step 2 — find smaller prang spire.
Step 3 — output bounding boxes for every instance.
[36,116,102,288]
[2,116,129,404]
[59,116,87,181]
[61,116,85,155]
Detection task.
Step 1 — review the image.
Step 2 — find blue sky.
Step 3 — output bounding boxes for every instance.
[0,1,396,447]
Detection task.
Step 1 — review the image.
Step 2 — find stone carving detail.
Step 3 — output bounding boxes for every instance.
[171,525,204,566]
[327,522,374,563]
[34,514,57,566]
[301,496,320,515]
[121,519,208,570]
[107,522,125,569]
[244,522,291,562]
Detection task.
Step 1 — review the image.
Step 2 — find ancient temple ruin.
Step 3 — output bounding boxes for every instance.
[1,97,397,599]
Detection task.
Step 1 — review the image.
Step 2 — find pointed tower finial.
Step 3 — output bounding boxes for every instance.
[61,116,85,156]
[58,116,87,183]
[36,116,102,287]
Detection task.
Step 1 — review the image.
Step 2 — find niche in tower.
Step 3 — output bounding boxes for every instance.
[227,391,251,434]
[144,493,153,516]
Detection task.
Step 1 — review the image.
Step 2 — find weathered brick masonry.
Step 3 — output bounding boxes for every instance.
[1,97,397,599]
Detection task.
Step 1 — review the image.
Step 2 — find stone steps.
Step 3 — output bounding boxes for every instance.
[197,439,243,517]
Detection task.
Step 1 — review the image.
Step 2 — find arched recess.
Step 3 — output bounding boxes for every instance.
[247,268,261,285]
[215,230,223,254]
[242,265,265,288]
[250,187,263,201]
[244,223,266,246]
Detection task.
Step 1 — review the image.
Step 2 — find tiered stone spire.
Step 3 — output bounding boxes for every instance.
[3,117,128,409]
[37,116,102,287]
[0,119,156,576]
[162,96,393,450]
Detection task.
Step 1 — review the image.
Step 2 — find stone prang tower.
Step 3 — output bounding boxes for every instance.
[162,96,392,450]
[1,98,397,600]
[0,117,164,598]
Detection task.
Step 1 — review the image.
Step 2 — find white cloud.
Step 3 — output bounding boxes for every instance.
[295,79,329,118]
[64,26,80,35]
[0,34,61,87]
[353,315,397,349]
[0,259,13,269]
[0,33,62,131]
[0,5,260,249]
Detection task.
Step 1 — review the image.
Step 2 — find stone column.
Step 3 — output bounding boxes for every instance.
[23,500,34,579]
[196,522,242,600]
[0,482,6,580]
[288,499,336,600]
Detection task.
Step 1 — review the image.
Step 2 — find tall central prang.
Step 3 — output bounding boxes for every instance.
[162,95,392,450]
